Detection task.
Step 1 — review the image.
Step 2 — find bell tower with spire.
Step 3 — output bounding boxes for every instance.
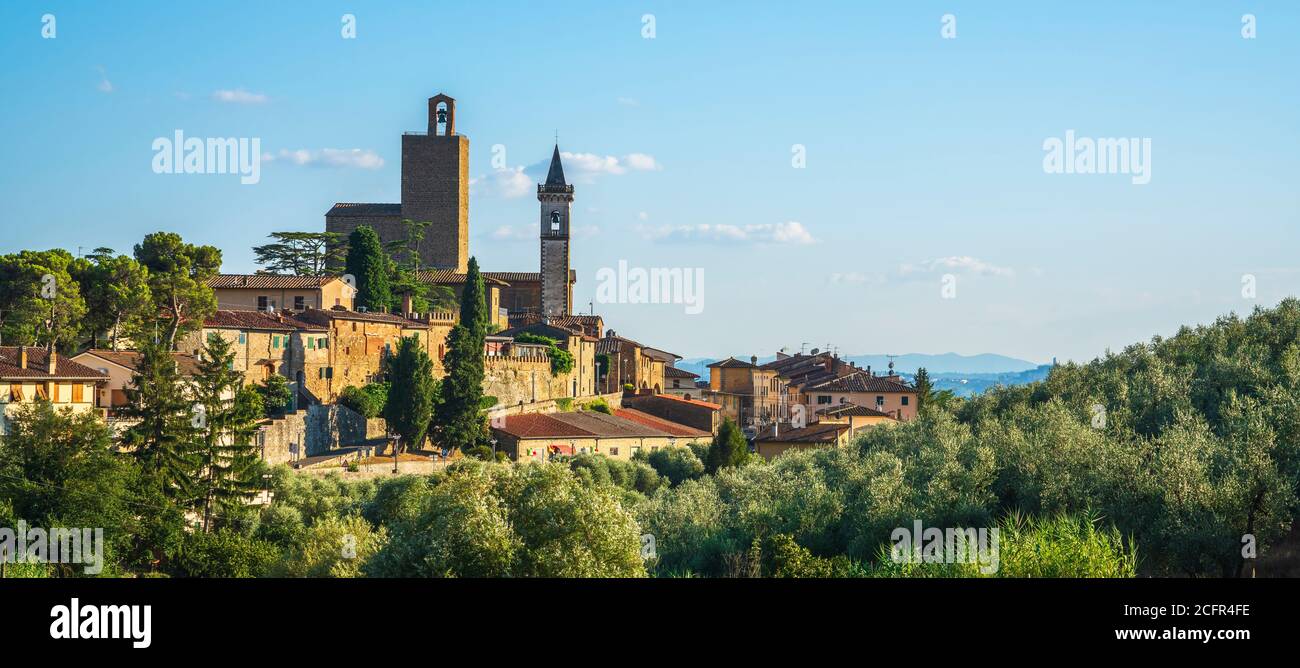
[539,145,573,317]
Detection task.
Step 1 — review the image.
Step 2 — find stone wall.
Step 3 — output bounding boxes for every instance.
[482,355,571,407]
[483,391,624,423]
[259,403,387,463]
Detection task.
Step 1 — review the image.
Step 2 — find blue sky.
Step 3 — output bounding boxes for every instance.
[1,1,1296,363]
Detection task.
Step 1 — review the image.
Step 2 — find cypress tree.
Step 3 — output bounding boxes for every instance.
[384,335,436,452]
[346,226,392,312]
[707,418,750,473]
[433,257,489,452]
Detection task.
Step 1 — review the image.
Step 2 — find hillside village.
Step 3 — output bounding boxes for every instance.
[0,92,916,473]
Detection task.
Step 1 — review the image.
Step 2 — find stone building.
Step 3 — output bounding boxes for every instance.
[496,321,599,403]
[538,145,573,317]
[703,356,784,429]
[179,310,329,407]
[71,349,203,412]
[207,274,356,312]
[800,371,918,421]
[597,331,667,394]
[490,409,710,462]
[326,93,469,272]
[293,308,454,403]
[0,347,105,436]
[322,92,579,311]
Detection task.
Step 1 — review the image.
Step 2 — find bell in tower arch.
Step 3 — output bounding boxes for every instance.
[550,209,561,231]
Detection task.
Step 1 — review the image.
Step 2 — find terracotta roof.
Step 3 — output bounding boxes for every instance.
[498,322,596,344]
[74,350,203,376]
[806,371,915,393]
[204,310,326,332]
[489,413,594,438]
[612,408,711,438]
[0,347,108,381]
[626,392,721,411]
[663,366,699,379]
[753,422,848,443]
[295,308,429,328]
[325,202,402,217]
[709,356,757,369]
[642,346,681,362]
[482,270,576,284]
[416,269,511,287]
[491,409,706,439]
[597,335,645,354]
[816,402,896,419]
[507,312,603,337]
[208,274,347,290]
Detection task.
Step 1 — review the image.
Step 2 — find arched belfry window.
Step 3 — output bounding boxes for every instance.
[550,210,561,231]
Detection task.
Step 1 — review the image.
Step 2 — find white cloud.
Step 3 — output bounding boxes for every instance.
[95,66,113,93]
[470,167,533,199]
[526,151,662,182]
[623,153,661,171]
[641,221,816,245]
[263,148,383,169]
[637,211,650,221]
[898,256,1015,278]
[616,96,640,106]
[213,88,268,104]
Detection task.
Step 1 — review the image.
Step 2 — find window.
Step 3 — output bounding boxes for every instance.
[272,335,281,349]
[901,396,909,406]
[35,384,48,401]
[816,395,832,405]
[319,337,328,349]
[294,296,306,311]
[876,395,885,408]
[238,332,247,344]
[72,383,83,403]
[10,383,22,402]
[257,296,269,311]
[609,447,619,456]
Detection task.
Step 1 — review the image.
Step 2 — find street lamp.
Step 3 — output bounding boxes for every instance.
[390,434,401,474]
[490,437,499,463]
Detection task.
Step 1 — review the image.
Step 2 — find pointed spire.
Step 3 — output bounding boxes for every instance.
[544,144,567,187]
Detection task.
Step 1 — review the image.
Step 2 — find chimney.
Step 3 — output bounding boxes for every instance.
[47,349,57,374]
[866,365,872,376]
[402,293,414,317]
[18,345,28,370]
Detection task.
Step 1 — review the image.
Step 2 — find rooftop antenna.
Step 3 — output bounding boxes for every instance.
[800,342,808,355]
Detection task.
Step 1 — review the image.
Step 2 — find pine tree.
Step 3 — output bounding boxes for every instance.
[121,342,201,505]
[345,226,393,312]
[383,336,436,453]
[191,334,263,532]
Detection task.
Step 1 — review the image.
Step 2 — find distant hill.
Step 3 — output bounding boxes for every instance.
[922,365,1054,398]
[677,352,1042,380]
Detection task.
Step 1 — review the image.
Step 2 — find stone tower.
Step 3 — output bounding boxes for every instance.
[325,93,470,272]
[539,145,573,317]
[400,93,469,272]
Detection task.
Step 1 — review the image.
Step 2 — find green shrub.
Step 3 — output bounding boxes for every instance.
[338,383,387,419]
[646,446,705,485]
